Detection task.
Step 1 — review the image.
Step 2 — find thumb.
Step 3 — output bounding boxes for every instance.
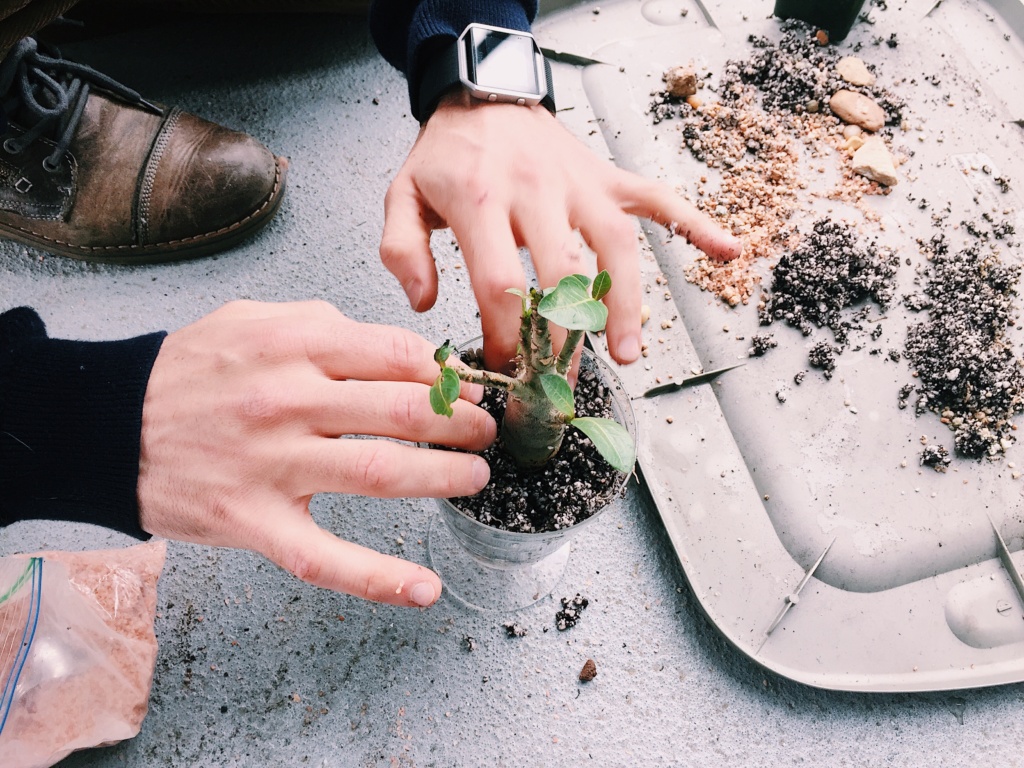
[379,177,441,312]
[259,515,442,608]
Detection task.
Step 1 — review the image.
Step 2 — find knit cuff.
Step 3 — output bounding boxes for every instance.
[0,307,166,539]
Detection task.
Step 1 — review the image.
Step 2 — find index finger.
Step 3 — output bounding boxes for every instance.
[612,170,742,261]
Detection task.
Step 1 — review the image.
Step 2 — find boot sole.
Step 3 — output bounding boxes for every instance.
[0,155,288,265]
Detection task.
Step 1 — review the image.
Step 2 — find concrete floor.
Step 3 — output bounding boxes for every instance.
[2,4,1024,767]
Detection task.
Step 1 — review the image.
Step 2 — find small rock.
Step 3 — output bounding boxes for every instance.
[663,65,698,99]
[836,56,875,87]
[841,124,863,140]
[842,134,866,153]
[815,29,829,46]
[640,304,651,325]
[829,89,886,132]
[686,94,702,110]
[851,135,899,186]
[579,658,597,682]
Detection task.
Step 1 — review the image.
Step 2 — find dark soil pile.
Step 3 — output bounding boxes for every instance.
[903,234,1024,458]
[758,218,899,374]
[445,352,628,534]
[721,20,904,123]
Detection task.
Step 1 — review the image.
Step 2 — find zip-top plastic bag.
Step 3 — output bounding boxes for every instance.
[0,540,166,768]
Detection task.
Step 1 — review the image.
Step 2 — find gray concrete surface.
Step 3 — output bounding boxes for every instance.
[2,5,1024,767]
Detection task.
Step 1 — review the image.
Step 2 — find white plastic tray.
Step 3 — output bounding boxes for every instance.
[540,0,1024,691]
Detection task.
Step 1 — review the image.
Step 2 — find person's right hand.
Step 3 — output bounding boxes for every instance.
[136,300,495,608]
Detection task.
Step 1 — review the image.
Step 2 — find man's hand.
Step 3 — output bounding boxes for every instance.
[379,91,742,372]
[137,300,495,608]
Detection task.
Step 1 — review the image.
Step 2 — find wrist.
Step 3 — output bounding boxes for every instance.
[415,23,555,124]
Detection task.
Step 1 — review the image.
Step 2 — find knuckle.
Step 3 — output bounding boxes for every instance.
[299,299,337,319]
[389,387,431,432]
[281,548,323,586]
[378,235,407,272]
[236,381,290,426]
[353,443,394,494]
[604,215,639,249]
[473,266,521,303]
[381,330,423,378]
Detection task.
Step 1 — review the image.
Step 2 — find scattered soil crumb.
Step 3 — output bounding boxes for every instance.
[921,444,951,471]
[556,594,590,631]
[579,658,598,682]
[503,622,528,638]
[749,332,778,357]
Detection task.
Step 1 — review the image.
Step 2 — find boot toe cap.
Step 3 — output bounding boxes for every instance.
[143,111,285,246]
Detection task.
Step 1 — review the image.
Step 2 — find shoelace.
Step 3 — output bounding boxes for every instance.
[0,37,162,171]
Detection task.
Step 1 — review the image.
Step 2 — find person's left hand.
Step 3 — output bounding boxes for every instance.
[378,90,742,373]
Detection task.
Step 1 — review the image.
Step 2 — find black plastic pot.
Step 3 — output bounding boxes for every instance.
[773,0,868,42]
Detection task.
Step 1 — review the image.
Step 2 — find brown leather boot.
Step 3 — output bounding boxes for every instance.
[0,37,286,263]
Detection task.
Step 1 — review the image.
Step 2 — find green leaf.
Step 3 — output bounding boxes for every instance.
[505,288,528,300]
[440,366,461,403]
[591,270,612,301]
[570,417,636,473]
[434,341,454,366]
[429,379,453,417]
[537,274,608,331]
[540,374,575,418]
[429,368,461,418]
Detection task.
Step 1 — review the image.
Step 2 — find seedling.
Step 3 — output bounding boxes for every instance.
[430,271,636,473]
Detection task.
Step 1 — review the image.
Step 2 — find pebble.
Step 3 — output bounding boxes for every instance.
[836,56,875,87]
[829,89,886,132]
[851,136,899,187]
[579,659,598,682]
[663,65,698,99]
[640,304,651,325]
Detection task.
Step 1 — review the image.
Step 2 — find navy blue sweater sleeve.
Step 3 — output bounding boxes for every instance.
[0,307,165,539]
[369,0,538,120]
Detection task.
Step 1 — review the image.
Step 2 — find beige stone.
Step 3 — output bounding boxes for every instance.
[663,65,698,99]
[836,56,875,87]
[842,134,866,153]
[841,124,863,140]
[852,135,899,186]
[829,89,886,132]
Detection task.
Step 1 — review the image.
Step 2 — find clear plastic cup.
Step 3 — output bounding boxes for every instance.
[428,344,636,611]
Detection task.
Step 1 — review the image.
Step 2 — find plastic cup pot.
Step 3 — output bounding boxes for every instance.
[427,345,636,612]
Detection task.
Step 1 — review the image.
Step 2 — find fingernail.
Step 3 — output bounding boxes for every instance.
[471,457,491,491]
[619,334,642,363]
[403,278,424,310]
[410,581,436,607]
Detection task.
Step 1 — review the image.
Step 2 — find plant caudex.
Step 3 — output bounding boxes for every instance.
[430,271,636,474]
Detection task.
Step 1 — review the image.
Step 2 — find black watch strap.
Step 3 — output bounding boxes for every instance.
[416,34,556,124]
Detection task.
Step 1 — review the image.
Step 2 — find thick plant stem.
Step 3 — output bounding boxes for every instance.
[501,385,567,469]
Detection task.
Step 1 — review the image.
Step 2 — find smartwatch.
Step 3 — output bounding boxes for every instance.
[416,23,556,123]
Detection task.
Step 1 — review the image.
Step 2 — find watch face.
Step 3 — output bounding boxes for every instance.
[464,27,540,96]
